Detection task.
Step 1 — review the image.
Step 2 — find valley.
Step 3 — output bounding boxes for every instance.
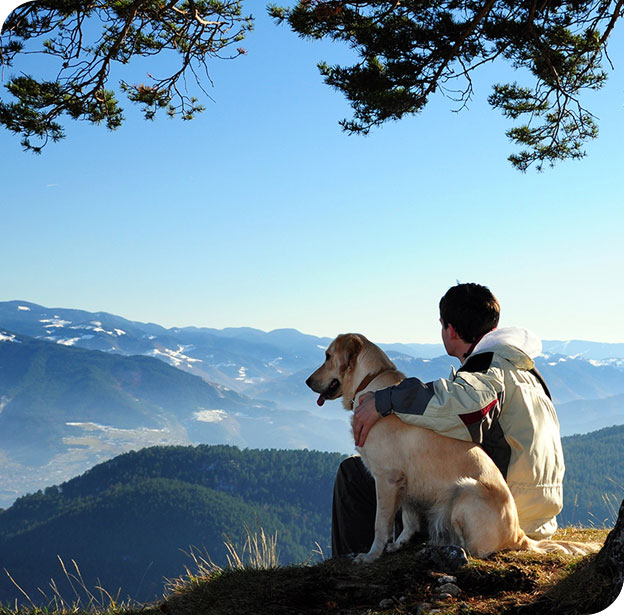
[1,300,623,509]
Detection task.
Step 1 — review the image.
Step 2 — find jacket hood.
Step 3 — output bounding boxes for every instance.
[471,327,542,367]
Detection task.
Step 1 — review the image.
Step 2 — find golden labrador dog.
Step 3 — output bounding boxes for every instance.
[306,333,600,563]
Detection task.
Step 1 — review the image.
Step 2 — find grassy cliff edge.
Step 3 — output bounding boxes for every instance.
[138,528,614,615]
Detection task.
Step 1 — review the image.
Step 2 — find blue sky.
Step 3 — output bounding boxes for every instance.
[1,2,623,344]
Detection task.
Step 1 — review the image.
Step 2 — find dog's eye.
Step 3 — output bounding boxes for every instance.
[325,352,331,362]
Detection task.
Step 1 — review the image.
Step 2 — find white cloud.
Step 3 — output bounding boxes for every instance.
[193,409,228,423]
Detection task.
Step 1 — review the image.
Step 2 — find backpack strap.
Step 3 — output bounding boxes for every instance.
[528,366,552,400]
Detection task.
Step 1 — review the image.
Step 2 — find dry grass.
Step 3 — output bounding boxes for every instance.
[140,528,614,615]
[0,557,132,615]
[163,525,281,599]
[2,527,615,615]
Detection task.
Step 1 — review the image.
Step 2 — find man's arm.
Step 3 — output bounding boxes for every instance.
[354,369,504,447]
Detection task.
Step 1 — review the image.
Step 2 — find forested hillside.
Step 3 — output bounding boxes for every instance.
[0,429,622,607]
[560,424,624,527]
[0,446,345,605]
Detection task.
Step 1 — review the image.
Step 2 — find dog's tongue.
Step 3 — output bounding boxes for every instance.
[317,394,326,406]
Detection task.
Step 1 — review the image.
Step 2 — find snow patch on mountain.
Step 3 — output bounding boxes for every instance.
[40,317,72,328]
[268,357,285,373]
[57,337,82,346]
[150,345,203,368]
[31,315,128,340]
[0,332,21,343]
[68,321,127,337]
[540,352,624,370]
[540,354,569,366]
[234,365,265,385]
[588,358,624,369]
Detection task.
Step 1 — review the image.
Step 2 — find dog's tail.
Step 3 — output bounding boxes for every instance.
[514,534,601,556]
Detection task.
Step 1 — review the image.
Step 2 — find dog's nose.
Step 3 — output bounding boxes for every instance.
[305,376,313,388]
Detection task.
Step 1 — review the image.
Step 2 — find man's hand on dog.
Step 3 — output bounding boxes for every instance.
[353,391,381,447]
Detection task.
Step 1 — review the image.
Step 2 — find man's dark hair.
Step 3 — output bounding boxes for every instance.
[439,283,500,343]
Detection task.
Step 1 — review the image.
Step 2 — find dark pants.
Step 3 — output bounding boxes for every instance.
[331,456,378,557]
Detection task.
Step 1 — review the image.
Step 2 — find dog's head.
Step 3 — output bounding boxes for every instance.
[305,333,365,407]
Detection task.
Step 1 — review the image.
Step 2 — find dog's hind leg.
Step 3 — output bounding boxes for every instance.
[354,472,404,564]
[449,479,511,558]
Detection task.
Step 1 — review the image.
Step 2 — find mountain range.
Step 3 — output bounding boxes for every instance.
[1,299,623,508]
[0,331,349,508]
[3,300,623,396]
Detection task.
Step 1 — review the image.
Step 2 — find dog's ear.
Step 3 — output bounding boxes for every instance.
[342,334,364,372]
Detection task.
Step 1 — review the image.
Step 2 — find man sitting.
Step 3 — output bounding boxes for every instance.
[333,282,564,557]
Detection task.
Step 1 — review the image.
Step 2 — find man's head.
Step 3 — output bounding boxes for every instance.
[439,283,500,348]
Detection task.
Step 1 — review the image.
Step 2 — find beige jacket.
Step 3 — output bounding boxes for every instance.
[375,327,565,538]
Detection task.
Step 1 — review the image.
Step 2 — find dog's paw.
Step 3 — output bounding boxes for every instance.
[353,551,378,565]
[385,540,404,553]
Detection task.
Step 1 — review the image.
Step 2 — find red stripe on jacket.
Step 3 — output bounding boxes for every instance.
[459,399,498,426]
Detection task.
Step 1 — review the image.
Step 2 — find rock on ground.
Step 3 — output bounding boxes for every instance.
[593,498,624,606]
